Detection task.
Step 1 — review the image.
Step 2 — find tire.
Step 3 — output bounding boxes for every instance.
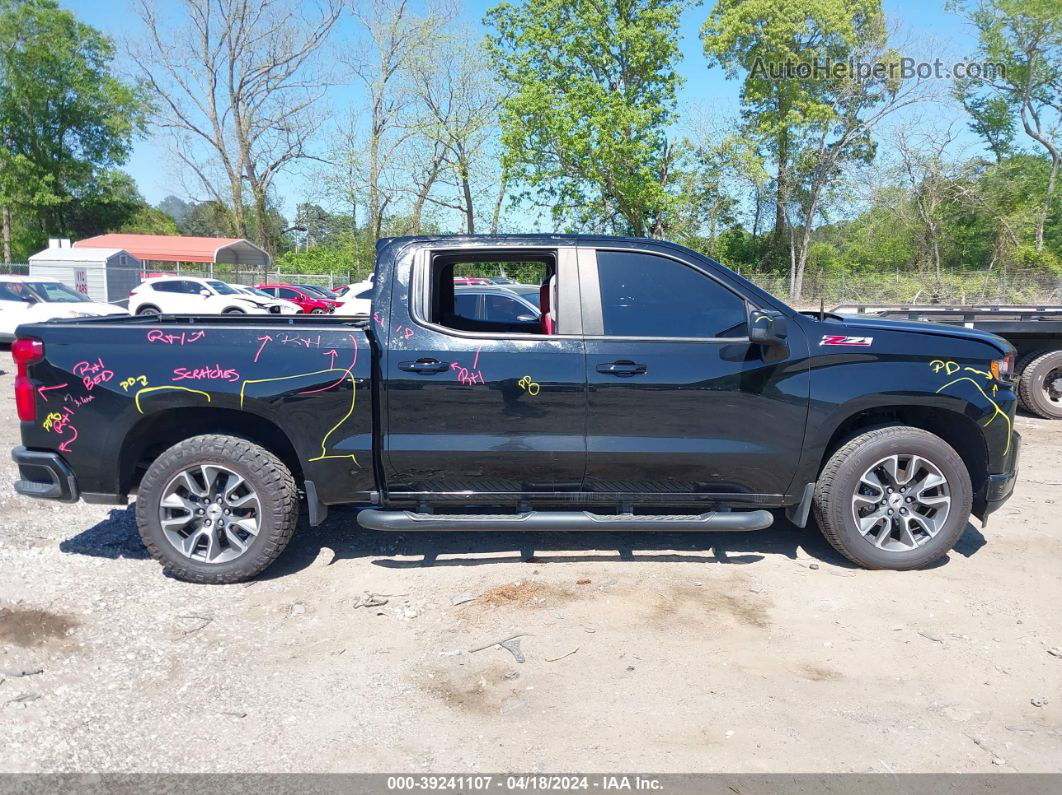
[135,434,299,583]
[136,304,161,315]
[1017,349,1062,419]
[813,426,972,570]
[223,307,246,314]
[310,308,325,315]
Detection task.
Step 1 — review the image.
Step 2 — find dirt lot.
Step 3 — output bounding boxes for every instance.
[0,366,1060,774]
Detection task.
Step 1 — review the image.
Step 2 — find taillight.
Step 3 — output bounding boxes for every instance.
[12,337,44,421]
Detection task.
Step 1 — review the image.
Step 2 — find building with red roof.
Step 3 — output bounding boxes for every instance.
[73,234,271,269]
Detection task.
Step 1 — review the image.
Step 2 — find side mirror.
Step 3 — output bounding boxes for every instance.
[749,309,788,346]
[200,288,211,298]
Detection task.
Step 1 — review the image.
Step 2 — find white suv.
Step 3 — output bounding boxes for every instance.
[129,277,272,316]
[0,276,127,341]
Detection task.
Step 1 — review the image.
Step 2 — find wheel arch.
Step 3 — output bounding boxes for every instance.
[814,404,989,503]
[118,407,303,497]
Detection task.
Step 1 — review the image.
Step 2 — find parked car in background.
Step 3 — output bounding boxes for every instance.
[454,285,542,325]
[453,276,493,285]
[231,285,300,314]
[333,278,372,299]
[295,284,341,301]
[334,279,373,316]
[508,283,545,309]
[255,284,337,314]
[0,276,127,341]
[129,277,271,316]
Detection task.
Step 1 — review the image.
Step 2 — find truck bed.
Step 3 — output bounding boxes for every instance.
[16,313,376,507]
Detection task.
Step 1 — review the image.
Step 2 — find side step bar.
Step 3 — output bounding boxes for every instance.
[356,509,774,533]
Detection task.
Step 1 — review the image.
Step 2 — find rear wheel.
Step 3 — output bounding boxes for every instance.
[1017,349,1062,419]
[135,435,299,583]
[813,426,972,570]
[136,304,160,315]
[223,307,245,314]
[310,307,325,314]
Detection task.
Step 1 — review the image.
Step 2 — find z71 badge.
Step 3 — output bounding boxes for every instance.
[819,334,874,347]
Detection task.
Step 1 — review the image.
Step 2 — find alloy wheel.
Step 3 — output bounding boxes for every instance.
[158,464,261,564]
[850,454,951,551]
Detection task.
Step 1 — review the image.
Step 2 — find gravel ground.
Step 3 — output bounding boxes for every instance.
[0,365,1060,773]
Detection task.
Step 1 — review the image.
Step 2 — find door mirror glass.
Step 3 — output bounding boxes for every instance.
[748,309,788,346]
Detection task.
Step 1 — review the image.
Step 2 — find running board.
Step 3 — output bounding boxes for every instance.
[356,509,774,533]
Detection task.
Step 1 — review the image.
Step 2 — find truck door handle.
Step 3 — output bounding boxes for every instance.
[597,360,647,377]
[399,358,450,374]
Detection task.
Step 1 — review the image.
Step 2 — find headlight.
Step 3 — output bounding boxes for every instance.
[991,353,1015,382]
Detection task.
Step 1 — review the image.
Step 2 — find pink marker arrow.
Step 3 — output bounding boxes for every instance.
[253,335,273,363]
[37,383,68,402]
[323,349,338,369]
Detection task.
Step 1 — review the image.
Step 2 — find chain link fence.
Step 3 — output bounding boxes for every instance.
[4,260,1060,306]
[738,268,1062,308]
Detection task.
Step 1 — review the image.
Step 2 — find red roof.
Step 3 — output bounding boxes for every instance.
[74,234,269,266]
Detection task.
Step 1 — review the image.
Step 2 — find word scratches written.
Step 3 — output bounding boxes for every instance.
[173,365,240,383]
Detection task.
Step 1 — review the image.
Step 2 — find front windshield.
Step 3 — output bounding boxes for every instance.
[246,287,273,298]
[23,282,92,303]
[207,280,239,295]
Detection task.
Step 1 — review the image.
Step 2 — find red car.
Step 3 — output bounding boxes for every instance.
[453,276,493,286]
[255,284,340,314]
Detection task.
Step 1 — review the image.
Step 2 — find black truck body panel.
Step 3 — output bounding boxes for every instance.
[13,235,1020,525]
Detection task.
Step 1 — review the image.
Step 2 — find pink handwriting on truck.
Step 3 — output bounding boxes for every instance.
[72,358,114,391]
[42,405,78,452]
[173,365,240,382]
[36,383,68,402]
[279,333,321,349]
[147,329,206,345]
[253,335,273,363]
[449,350,485,386]
[394,324,414,340]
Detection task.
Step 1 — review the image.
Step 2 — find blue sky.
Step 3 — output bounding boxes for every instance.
[64,0,985,225]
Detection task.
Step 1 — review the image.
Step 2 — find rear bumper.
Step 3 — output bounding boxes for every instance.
[11,446,79,503]
[980,431,1021,522]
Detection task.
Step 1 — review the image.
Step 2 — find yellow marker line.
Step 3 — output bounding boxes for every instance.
[935,377,1012,455]
[239,368,343,408]
[963,366,992,380]
[306,372,357,464]
[240,367,358,465]
[135,386,212,414]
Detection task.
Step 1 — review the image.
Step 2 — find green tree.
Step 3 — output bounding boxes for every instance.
[702,0,924,299]
[701,0,884,240]
[0,0,147,261]
[952,0,1061,251]
[486,0,693,237]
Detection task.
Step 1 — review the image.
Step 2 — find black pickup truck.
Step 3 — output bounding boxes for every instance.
[11,235,1021,582]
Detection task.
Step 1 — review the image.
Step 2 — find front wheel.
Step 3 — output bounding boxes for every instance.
[310,308,325,315]
[223,307,246,315]
[135,435,299,583]
[813,426,972,570]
